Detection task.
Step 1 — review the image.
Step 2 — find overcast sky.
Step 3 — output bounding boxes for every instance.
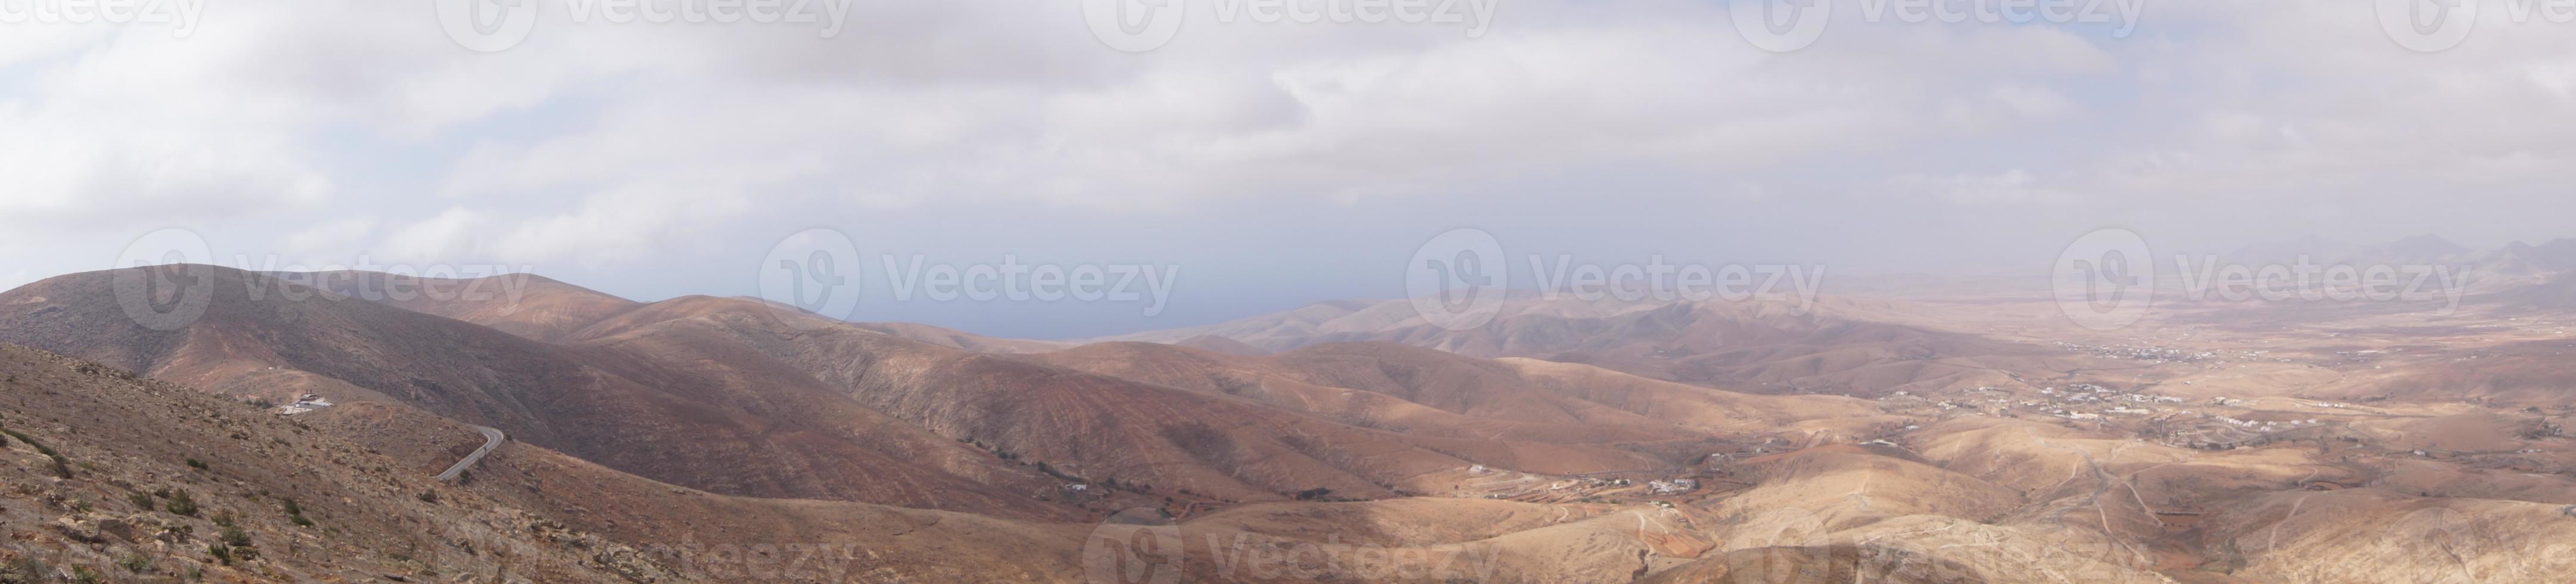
[1,0,2571,338]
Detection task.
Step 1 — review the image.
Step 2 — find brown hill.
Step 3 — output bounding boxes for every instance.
[0,341,673,582]
[0,266,1078,520]
[294,269,644,342]
[1175,334,1270,355]
[561,295,1671,501]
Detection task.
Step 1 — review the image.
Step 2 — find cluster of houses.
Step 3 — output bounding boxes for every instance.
[1922,383,2198,423]
[275,393,334,415]
[2053,342,2221,364]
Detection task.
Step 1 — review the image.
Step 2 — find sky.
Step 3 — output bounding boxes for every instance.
[1,0,2572,338]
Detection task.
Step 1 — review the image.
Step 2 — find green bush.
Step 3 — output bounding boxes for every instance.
[219,525,251,548]
[3,557,48,583]
[165,489,199,517]
[185,458,208,470]
[129,491,157,510]
[116,553,153,574]
[283,499,313,527]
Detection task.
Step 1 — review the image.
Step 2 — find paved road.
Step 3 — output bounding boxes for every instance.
[436,425,505,482]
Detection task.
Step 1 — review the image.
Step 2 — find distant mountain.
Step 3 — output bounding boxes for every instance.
[1174,333,1270,355]
[2383,234,2473,259]
[2229,234,2478,266]
[2494,238,2576,272]
[1102,294,2038,396]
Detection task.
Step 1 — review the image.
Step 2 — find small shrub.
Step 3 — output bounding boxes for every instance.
[4,557,48,583]
[69,565,101,584]
[130,491,157,510]
[206,544,233,566]
[185,458,208,470]
[116,553,153,574]
[220,524,251,548]
[417,489,439,504]
[165,489,199,517]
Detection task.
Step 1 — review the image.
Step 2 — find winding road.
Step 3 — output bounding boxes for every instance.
[436,424,504,482]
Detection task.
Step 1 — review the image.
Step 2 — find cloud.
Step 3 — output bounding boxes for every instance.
[1,0,2573,336]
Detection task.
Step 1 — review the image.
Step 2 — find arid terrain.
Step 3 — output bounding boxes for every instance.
[4,237,2576,582]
